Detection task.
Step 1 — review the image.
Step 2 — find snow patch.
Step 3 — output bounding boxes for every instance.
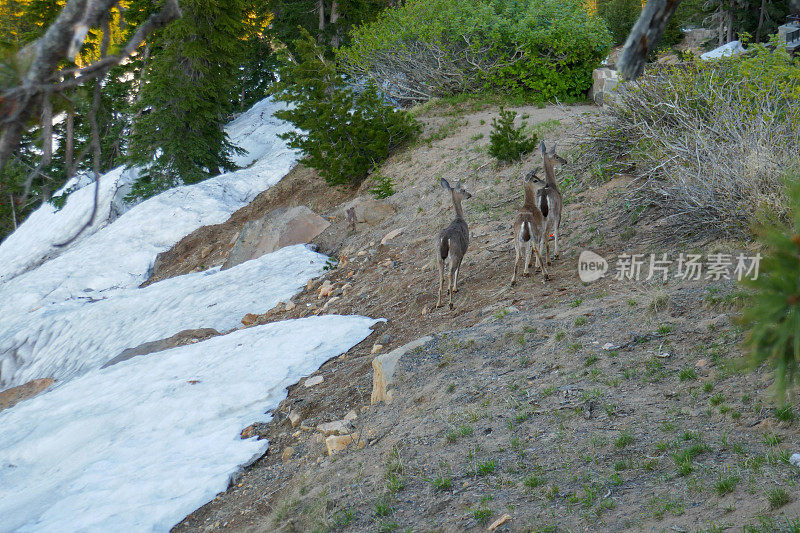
[0,98,298,319]
[0,244,327,390]
[700,40,745,60]
[0,315,378,532]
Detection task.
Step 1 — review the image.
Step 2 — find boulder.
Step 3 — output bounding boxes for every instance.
[0,378,55,413]
[288,411,302,428]
[241,313,259,326]
[340,196,397,228]
[380,227,404,246]
[371,336,433,404]
[325,434,356,455]
[316,420,349,436]
[281,446,295,463]
[222,206,330,270]
[304,375,324,388]
[102,328,220,369]
[590,68,621,106]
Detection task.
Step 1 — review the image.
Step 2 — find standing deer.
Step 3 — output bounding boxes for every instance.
[537,141,566,265]
[436,178,472,310]
[511,167,549,285]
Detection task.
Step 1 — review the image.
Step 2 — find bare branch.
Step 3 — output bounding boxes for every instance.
[0,0,181,172]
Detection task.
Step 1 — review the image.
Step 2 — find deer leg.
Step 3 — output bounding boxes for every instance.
[546,238,552,266]
[536,238,550,282]
[448,266,455,310]
[436,258,444,308]
[554,224,560,260]
[512,241,521,286]
[524,242,534,278]
[452,258,461,293]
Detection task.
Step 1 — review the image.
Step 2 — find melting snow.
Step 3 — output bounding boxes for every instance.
[0,244,327,390]
[0,97,378,531]
[0,315,378,532]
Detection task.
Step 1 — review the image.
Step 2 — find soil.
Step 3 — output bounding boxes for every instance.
[163,98,799,532]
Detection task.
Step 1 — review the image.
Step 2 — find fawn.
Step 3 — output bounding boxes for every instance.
[436,178,472,310]
[511,167,549,285]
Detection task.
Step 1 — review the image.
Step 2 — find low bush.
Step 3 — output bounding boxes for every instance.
[488,107,538,162]
[575,39,800,239]
[337,0,612,105]
[272,30,419,187]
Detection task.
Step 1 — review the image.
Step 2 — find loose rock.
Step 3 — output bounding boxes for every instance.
[304,375,324,387]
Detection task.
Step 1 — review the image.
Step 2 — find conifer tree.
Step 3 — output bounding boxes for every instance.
[127,0,246,199]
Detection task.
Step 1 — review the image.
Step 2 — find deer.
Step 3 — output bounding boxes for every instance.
[536,141,567,265]
[436,178,472,310]
[511,167,549,285]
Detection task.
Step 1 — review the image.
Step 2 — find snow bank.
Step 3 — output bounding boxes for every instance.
[0,166,139,282]
[0,244,326,390]
[700,40,745,60]
[0,98,298,318]
[0,315,378,533]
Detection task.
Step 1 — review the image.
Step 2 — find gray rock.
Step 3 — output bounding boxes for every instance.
[222,206,330,270]
[339,196,397,228]
[102,328,220,368]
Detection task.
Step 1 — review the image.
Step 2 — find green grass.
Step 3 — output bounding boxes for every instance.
[523,474,546,489]
[475,459,497,476]
[657,323,674,334]
[767,487,791,509]
[575,316,587,326]
[709,393,725,406]
[427,474,452,491]
[679,368,698,381]
[373,498,395,517]
[763,433,783,446]
[386,473,405,493]
[585,354,598,366]
[713,474,740,496]
[569,298,583,308]
[615,429,634,448]
[472,504,493,523]
[774,405,795,422]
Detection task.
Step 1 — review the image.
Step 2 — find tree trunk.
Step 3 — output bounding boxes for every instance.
[65,108,75,178]
[755,0,767,42]
[330,1,340,47]
[727,0,734,43]
[317,0,325,31]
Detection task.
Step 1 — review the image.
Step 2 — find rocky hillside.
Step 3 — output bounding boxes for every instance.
[159,97,800,532]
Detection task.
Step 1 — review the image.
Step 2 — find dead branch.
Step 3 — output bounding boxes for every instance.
[0,0,181,172]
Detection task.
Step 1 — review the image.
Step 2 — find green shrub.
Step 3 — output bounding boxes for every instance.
[576,40,800,239]
[368,173,395,198]
[272,30,419,187]
[337,0,612,105]
[741,179,800,398]
[488,107,538,162]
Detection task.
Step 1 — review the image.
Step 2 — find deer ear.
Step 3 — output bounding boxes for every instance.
[540,140,546,156]
[549,142,557,155]
[440,177,451,190]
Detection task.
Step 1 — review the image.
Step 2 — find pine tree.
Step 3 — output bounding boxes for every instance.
[272,29,419,186]
[127,0,247,199]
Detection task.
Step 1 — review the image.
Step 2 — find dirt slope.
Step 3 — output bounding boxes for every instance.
[167,99,799,532]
